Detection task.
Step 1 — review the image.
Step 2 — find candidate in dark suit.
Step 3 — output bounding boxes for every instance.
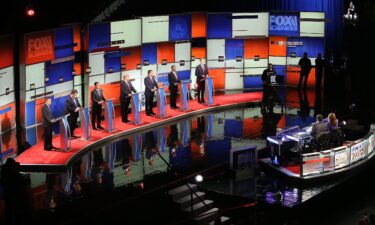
[120,74,137,123]
[91,82,106,130]
[298,52,312,89]
[64,90,81,138]
[168,65,180,109]
[195,58,208,103]
[42,98,58,150]
[144,70,159,116]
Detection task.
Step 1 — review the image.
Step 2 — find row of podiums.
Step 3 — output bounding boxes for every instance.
[58,77,215,152]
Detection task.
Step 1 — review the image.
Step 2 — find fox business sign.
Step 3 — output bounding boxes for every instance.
[25,31,55,65]
[269,13,300,36]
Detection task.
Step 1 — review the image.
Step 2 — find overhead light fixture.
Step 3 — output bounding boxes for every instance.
[195,174,203,183]
[343,1,358,25]
[26,4,35,17]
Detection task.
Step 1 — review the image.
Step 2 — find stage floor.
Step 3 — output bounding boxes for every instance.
[16,92,262,171]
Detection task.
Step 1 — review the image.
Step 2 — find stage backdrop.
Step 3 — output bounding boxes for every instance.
[0,35,17,160]
[20,25,82,148]
[86,11,325,109]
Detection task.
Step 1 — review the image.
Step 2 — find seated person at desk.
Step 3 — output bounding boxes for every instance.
[310,114,328,140]
[327,112,339,132]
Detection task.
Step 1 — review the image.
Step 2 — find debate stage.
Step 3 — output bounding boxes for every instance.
[16,92,262,171]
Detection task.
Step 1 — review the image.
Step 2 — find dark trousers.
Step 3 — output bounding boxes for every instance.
[121,98,131,122]
[68,114,78,136]
[145,93,155,114]
[43,126,52,149]
[169,87,177,107]
[92,103,102,128]
[298,72,309,89]
[316,71,323,90]
[197,80,205,102]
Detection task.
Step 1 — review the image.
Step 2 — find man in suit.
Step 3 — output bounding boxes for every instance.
[91,82,106,130]
[42,97,59,150]
[120,74,137,123]
[195,58,208,103]
[168,65,180,109]
[315,52,324,91]
[144,70,158,116]
[310,114,328,140]
[64,90,81,138]
[298,52,312,89]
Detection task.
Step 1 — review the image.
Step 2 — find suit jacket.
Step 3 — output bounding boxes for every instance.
[168,71,179,90]
[144,76,158,96]
[298,57,312,74]
[310,122,329,139]
[120,80,137,102]
[64,96,81,117]
[195,64,208,81]
[42,104,53,128]
[91,88,106,106]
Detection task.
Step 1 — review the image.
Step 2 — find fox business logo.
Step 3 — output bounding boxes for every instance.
[27,35,53,58]
[269,15,298,32]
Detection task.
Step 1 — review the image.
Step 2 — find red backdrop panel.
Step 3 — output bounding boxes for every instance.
[121,47,142,70]
[208,69,225,90]
[0,35,14,68]
[269,36,287,57]
[286,66,316,88]
[157,42,175,64]
[244,38,269,59]
[192,13,207,38]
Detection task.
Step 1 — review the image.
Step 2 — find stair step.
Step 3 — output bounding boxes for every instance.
[175,191,206,208]
[183,200,214,216]
[168,183,197,200]
[208,216,231,225]
[194,207,219,224]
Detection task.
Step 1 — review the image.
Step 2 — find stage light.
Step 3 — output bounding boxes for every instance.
[218,56,224,62]
[86,67,91,74]
[195,174,203,182]
[136,64,142,70]
[254,55,260,61]
[180,60,185,66]
[143,60,150,66]
[121,63,126,70]
[5,88,10,95]
[236,56,242,62]
[343,1,358,25]
[108,67,113,73]
[161,59,168,65]
[26,6,35,17]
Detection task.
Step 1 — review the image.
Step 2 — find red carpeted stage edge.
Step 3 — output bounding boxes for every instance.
[16,92,262,171]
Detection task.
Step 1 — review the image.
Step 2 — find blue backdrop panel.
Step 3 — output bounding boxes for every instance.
[104,51,121,73]
[178,70,190,80]
[45,60,74,86]
[224,119,243,138]
[273,65,286,83]
[286,115,315,128]
[207,14,232,39]
[169,15,192,41]
[205,139,231,165]
[243,75,263,89]
[269,12,300,36]
[88,23,111,52]
[50,95,69,134]
[25,101,36,127]
[142,43,157,65]
[54,27,74,59]
[225,39,244,60]
[26,127,37,146]
[170,146,191,169]
[287,37,324,58]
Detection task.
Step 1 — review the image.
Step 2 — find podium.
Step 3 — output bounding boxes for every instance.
[130,92,142,125]
[156,87,168,118]
[103,99,116,132]
[79,107,91,140]
[179,80,191,111]
[60,114,71,151]
[204,77,215,106]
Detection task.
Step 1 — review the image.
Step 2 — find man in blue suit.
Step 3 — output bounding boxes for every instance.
[120,74,137,123]
[195,58,208,103]
[144,70,158,116]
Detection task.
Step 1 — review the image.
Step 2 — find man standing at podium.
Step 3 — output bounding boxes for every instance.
[42,97,58,150]
[120,74,137,123]
[64,90,81,139]
[195,58,208,104]
[168,65,180,109]
[91,82,106,130]
[144,70,158,116]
